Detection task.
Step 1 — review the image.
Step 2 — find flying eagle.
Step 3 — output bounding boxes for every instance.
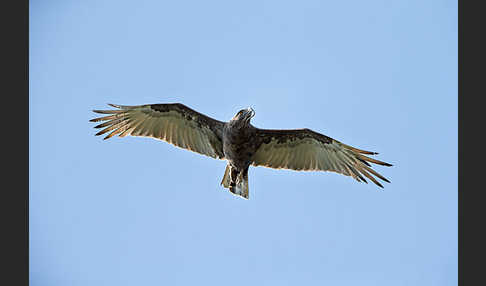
[90,103,392,199]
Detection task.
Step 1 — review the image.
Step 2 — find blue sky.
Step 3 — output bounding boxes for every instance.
[30,0,457,285]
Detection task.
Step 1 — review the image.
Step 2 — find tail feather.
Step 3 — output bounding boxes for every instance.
[232,175,249,199]
[221,165,231,188]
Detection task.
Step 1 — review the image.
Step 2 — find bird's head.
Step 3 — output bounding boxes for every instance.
[231,107,255,126]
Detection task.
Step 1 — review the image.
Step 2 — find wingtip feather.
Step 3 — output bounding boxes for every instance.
[95,130,105,136]
[108,103,121,108]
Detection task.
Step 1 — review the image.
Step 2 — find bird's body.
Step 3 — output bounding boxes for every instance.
[221,110,258,197]
[90,103,392,199]
[223,119,256,170]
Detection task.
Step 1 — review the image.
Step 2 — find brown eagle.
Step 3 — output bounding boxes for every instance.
[90,103,392,199]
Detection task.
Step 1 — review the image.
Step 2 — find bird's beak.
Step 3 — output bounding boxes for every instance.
[246,107,255,119]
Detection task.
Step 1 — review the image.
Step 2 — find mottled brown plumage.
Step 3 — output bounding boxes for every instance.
[90,103,392,199]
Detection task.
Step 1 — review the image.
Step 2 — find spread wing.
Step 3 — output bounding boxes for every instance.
[90,103,225,160]
[251,128,392,187]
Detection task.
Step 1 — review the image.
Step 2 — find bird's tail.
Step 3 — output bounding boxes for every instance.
[220,165,249,200]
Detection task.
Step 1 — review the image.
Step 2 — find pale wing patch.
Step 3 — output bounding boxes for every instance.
[252,137,323,170]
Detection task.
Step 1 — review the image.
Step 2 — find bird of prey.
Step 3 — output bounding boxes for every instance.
[90,103,392,199]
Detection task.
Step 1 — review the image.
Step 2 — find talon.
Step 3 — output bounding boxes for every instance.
[229,183,236,194]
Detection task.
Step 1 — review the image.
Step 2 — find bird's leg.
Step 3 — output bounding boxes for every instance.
[229,167,239,194]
